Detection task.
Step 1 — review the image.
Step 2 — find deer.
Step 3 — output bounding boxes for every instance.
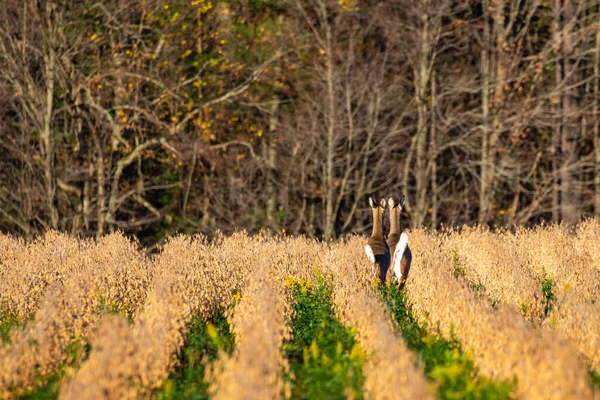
[387,196,412,290]
[364,197,391,283]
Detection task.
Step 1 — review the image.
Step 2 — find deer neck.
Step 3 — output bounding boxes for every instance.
[372,208,384,239]
[389,208,400,236]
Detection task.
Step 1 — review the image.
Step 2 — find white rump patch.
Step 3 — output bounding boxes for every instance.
[393,232,409,279]
[364,244,375,263]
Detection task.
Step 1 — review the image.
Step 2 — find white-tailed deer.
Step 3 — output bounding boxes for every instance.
[387,196,412,290]
[364,197,391,283]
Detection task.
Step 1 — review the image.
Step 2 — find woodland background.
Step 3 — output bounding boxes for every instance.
[0,0,599,246]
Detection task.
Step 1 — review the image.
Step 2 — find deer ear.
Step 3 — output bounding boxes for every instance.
[369,196,376,209]
[387,197,396,209]
[400,195,406,209]
[379,198,387,209]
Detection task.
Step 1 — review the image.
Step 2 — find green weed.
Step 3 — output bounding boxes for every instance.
[19,339,92,400]
[379,285,513,400]
[156,313,234,400]
[541,277,556,317]
[590,370,600,389]
[284,278,364,400]
[0,317,19,344]
[520,302,529,316]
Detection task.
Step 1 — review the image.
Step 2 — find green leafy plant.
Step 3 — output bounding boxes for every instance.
[541,277,556,317]
[19,339,92,400]
[157,313,234,400]
[379,285,513,400]
[590,370,600,389]
[520,302,529,316]
[283,278,364,400]
[0,314,20,345]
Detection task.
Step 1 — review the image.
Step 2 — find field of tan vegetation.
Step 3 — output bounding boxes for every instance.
[1,223,599,399]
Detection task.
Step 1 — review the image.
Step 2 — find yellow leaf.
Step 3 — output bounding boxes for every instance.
[206,323,218,340]
[310,340,320,360]
[319,48,326,55]
[421,333,437,345]
[349,343,364,363]
[286,276,296,287]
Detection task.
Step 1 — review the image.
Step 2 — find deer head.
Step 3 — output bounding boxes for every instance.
[368,196,387,239]
[387,195,405,238]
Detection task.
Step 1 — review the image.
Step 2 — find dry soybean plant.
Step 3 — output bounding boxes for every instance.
[0,232,150,398]
[0,231,90,322]
[406,229,593,399]
[326,236,432,400]
[575,219,600,275]
[437,225,600,377]
[490,225,600,372]
[1,227,599,399]
[513,225,600,304]
[548,290,600,372]
[446,227,544,321]
[208,251,291,399]
[60,234,240,399]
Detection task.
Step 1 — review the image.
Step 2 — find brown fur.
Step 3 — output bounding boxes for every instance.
[387,206,402,264]
[368,199,390,282]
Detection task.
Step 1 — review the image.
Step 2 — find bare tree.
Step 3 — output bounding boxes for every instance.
[594,3,600,218]
[553,0,584,224]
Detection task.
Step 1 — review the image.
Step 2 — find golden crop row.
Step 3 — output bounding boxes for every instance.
[59,233,323,399]
[446,227,544,321]
[207,257,290,399]
[406,229,594,399]
[60,233,249,399]
[0,233,151,398]
[447,222,600,371]
[326,237,432,400]
[208,234,336,399]
[514,223,600,303]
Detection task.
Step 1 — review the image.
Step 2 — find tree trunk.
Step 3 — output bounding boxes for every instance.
[479,0,492,224]
[41,2,58,229]
[324,10,336,240]
[74,91,92,233]
[594,6,600,218]
[414,3,432,227]
[555,0,581,225]
[552,0,562,222]
[94,132,106,237]
[264,99,278,229]
[429,73,438,229]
